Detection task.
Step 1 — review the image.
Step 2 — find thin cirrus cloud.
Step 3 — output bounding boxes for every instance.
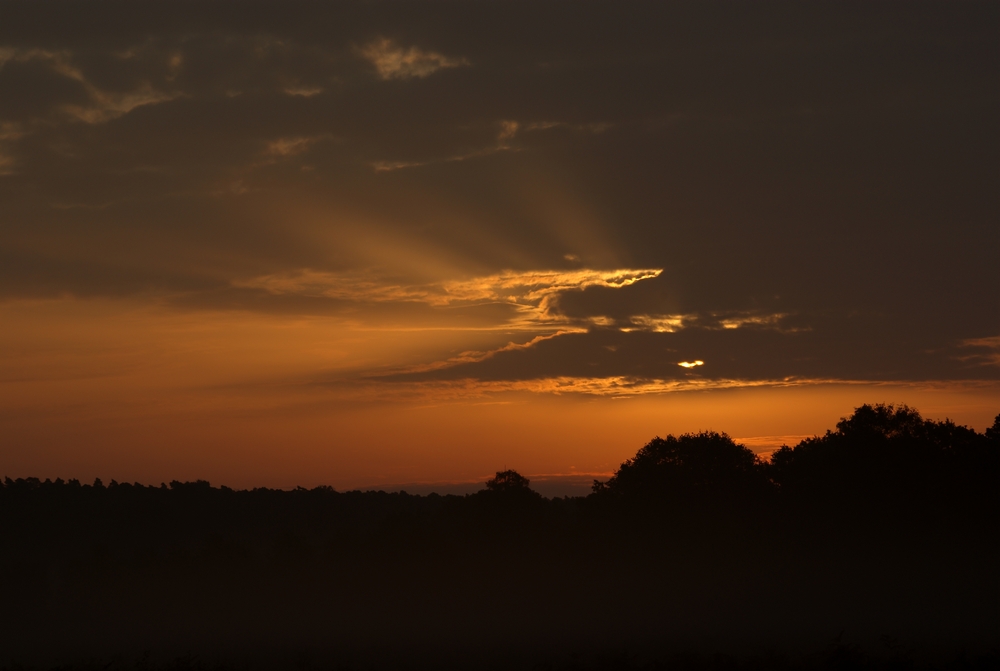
[328,375,860,403]
[264,135,335,158]
[0,47,180,125]
[359,38,469,80]
[371,119,526,172]
[958,336,1000,367]
[283,86,324,98]
[367,116,613,174]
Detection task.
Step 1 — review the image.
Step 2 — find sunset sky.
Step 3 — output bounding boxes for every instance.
[1,1,997,494]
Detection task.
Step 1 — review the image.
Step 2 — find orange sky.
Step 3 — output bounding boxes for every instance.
[2,297,997,493]
[1,3,997,493]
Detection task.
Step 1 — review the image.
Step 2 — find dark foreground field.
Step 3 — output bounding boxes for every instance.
[2,405,997,670]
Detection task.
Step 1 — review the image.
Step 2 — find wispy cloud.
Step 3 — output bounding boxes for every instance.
[372,119,524,173]
[620,315,688,333]
[369,116,613,173]
[958,335,1000,367]
[264,135,332,158]
[717,313,789,330]
[0,47,180,124]
[370,147,505,173]
[498,120,519,144]
[330,375,880,402]
[233,269,803,343]
[283,86,323,97]
[522,120,612,134]
[64,85,178,124]
[386,332,577,376]
[371,159,430,172]
[236,267,663,330]
[360,38,469,80]
[619,312,796,334]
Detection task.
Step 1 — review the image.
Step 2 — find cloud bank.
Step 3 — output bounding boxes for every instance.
[0,1,995,399]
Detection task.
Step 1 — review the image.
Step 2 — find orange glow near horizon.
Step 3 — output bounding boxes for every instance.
[1,17,996,496]
[2,296,997,492]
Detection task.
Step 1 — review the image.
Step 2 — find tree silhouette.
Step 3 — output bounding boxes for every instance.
[768,403,998,528]
[1,403,996,667]
[986,413,1000,443]
[593,431,767,503]
[485,470,532,493]
[477,469,543,511]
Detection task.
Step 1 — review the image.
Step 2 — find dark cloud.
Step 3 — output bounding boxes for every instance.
[1,1,996,384]
[384,316,995,385]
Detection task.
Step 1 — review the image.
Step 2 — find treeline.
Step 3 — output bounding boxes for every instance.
[1,404,998,670]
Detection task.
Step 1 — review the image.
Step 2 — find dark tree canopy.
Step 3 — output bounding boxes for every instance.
[477,469,543,509]
[0,403,997,667]
[768,403,998,517]
[986,413,1000,442]
[593,431,766,501]
[485,470,532,493]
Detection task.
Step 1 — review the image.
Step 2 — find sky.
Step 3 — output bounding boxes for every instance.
[1,1,998,494]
